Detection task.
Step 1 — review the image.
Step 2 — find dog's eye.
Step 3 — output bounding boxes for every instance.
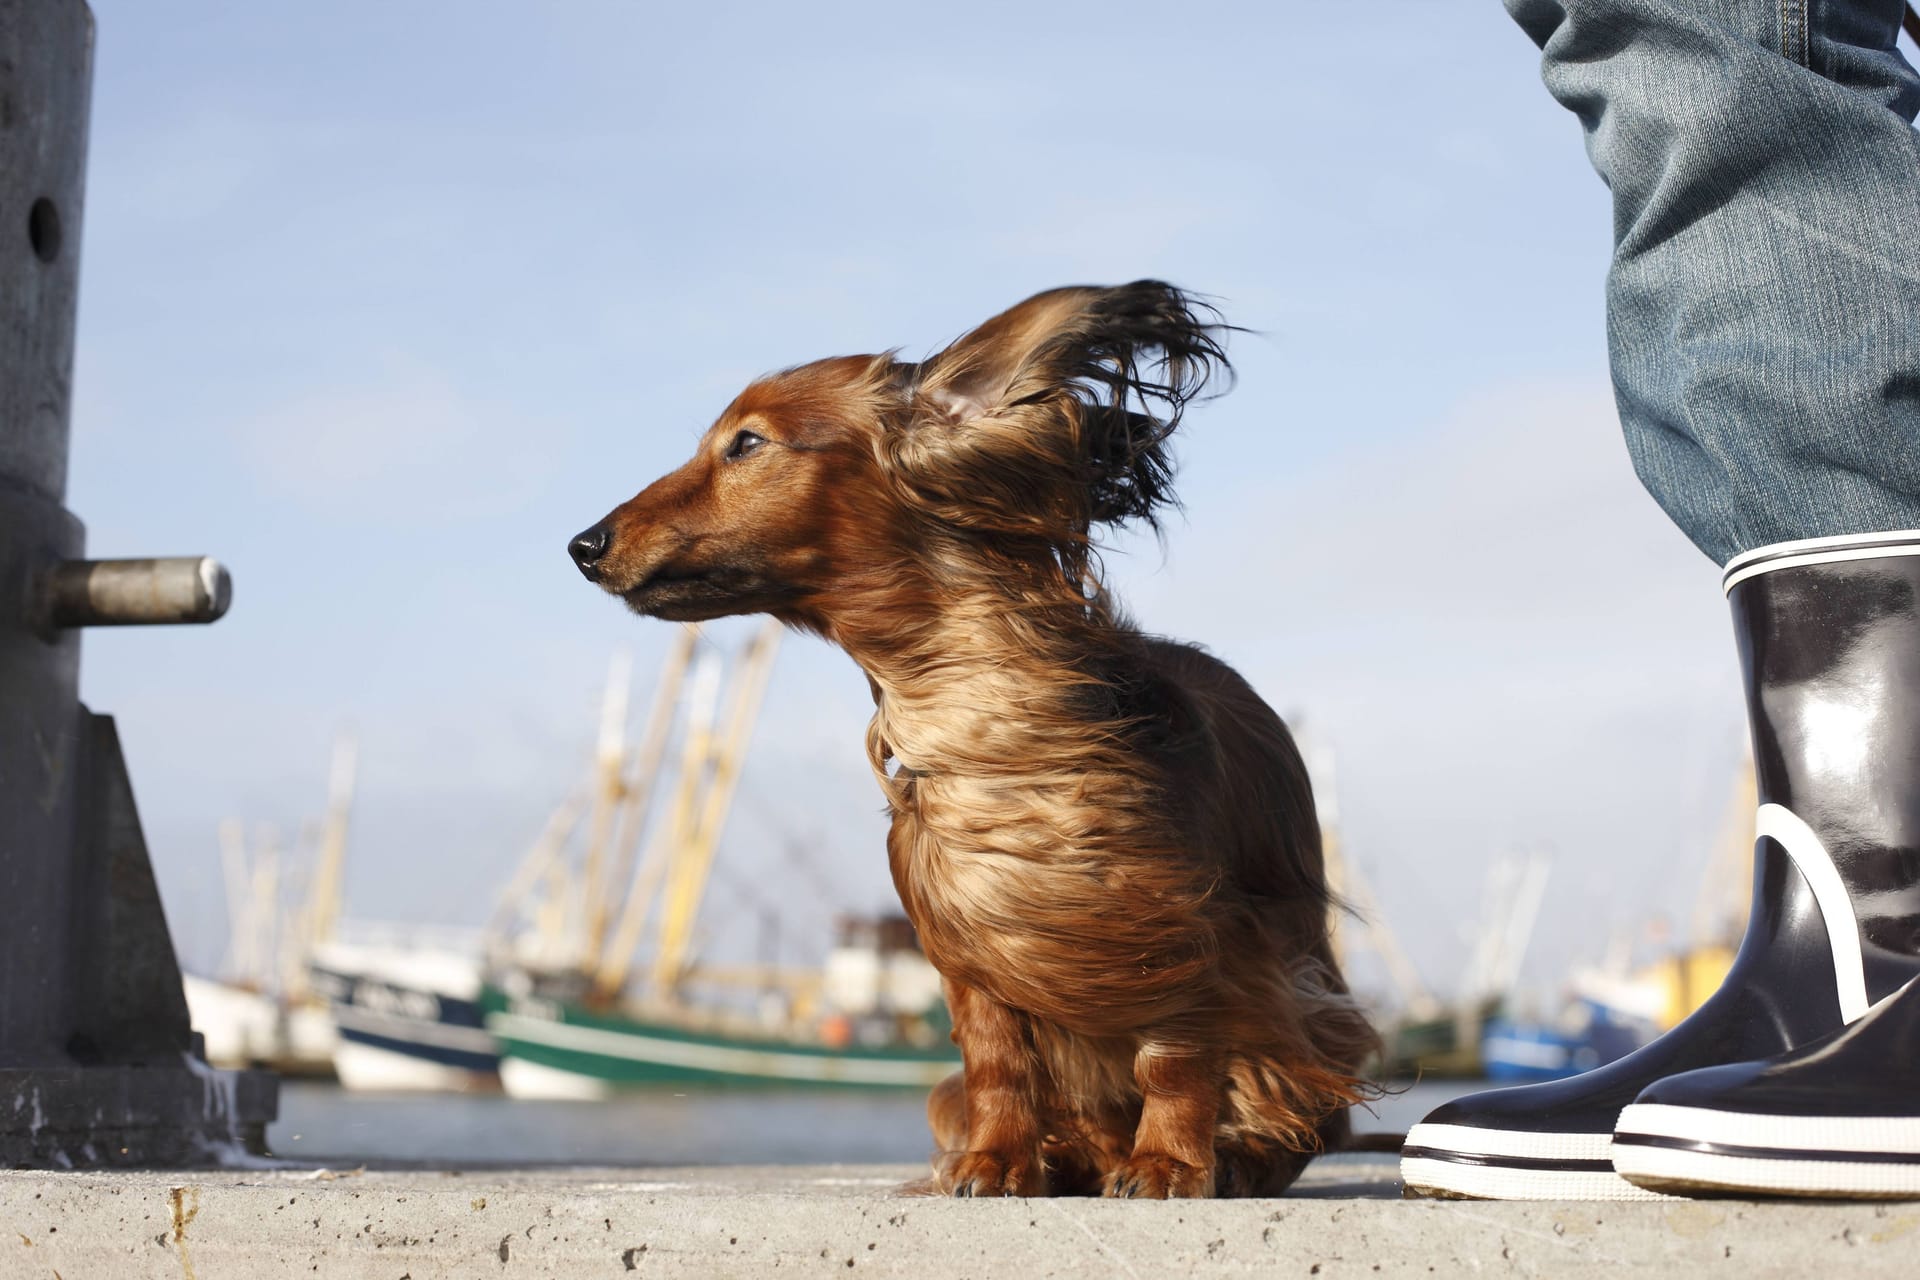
[725,430,767,461]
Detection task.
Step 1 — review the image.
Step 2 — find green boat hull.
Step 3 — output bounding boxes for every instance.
[480,986,958,1091]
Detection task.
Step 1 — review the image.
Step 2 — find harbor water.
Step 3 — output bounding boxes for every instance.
[269,1079,1470,1167]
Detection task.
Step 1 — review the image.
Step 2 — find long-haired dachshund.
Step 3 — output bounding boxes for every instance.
[569,281,1379,1197]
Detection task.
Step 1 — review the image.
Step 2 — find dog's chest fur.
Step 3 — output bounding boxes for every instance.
[866,675,1217,1035]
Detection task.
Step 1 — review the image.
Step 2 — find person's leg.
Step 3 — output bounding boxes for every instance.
[1509,0,1920,563]
[1399,0,1920,1203]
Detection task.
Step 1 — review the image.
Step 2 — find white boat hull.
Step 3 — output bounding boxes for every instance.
[331,1039,495,1094]
[499,1056,616,1102]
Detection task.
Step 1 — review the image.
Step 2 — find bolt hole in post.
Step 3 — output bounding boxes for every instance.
[28,197,60,263]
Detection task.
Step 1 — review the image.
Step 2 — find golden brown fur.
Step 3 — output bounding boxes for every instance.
[570,281,1380,1198]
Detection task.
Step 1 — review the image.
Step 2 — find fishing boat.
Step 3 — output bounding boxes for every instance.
[182,972,337,1077]
[1476,761,1754,1084]
[309,928,500,1093]
[1480,993,1653,1084]
[482,915,956,1098]
[186,739,362,1079]
[479,624,960,1097]
[1370,853,1554,1079]
[482,996,955,1097]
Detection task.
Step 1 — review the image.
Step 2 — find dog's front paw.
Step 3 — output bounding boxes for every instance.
[1103,1154,1215,1199]
[935,1148,1046,1198]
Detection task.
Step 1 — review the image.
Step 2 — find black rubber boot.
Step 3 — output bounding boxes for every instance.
[1402,530,1920,1200]
[1613,975,1920,1197]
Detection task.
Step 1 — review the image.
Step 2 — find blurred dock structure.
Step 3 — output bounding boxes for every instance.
[1311,723,1720,1084]
[0,0,274,1166]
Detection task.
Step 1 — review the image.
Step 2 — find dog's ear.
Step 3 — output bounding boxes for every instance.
[888,282,1231,569]
[914,287,1110,427]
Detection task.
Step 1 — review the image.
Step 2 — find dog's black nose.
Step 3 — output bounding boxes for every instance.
[569,525,611,576]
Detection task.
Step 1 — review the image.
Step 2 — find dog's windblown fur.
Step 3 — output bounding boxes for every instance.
[571,282,1380,1197]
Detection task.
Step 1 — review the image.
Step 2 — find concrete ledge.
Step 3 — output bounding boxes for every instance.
[4,1158,1916,1278]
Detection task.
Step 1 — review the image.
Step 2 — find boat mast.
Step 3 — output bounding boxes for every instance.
[1691,754,1756,948]
[485,788,587,968]
[303,730,358,952]
[217,817,258,984]
[571,651,633,962]
[1304,729,1438,1020]
[591,644,723,998]
[588,625,700,972]
[650,619,781,996]
[251,824,283,995]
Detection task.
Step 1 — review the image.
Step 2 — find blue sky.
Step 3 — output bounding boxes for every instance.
[70,1,1749,1007]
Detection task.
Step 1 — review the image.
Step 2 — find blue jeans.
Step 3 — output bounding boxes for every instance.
[1507,0,1920,564]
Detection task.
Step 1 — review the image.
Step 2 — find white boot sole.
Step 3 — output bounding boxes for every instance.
[1399,1121,1672,1201]
[1614,1103,1920,1198]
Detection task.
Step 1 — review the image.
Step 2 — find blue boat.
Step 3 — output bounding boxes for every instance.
[1481,997,1653,1084]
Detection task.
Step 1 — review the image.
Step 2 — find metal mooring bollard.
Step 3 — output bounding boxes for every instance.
[0,0,276,1167]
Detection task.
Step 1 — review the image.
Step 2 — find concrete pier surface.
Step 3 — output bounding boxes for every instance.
[4,1156,1916,1278]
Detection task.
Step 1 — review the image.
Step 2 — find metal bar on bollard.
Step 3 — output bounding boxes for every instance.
[41,556,232,627]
